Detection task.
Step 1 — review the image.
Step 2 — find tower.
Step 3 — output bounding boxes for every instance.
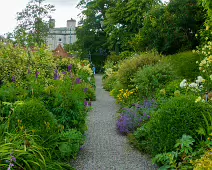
[67,18,76,30]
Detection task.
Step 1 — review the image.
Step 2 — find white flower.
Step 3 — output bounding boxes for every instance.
[180,79,187,88]
[189,83,198,88]
[196,76,205,83]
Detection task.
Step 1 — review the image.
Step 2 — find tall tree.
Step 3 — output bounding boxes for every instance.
[14,0,55,47]
[104,0,161,52]
[75,0,114,68]
[131,0,206,54]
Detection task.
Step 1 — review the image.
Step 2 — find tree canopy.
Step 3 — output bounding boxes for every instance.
[13,0,55,47]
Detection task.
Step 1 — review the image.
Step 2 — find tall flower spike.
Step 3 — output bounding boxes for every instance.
[68,64,72,72]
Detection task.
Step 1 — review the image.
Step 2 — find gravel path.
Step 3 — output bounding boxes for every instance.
[72,74,156,170]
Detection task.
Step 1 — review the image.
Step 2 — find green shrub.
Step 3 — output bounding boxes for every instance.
[166,51,203,80]
[0,131,74,170]
[117,53,160,89]
[10,99,57,137]
[0,83,27,103]
[146,95,212,155]
[106,51,133,63]
[50,78,87,133]
[58,129,85,159]
[103,72,119,91]
[133,61,174,98]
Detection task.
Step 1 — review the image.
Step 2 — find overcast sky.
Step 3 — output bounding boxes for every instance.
[0,0,81,35]
[0,0,169,36]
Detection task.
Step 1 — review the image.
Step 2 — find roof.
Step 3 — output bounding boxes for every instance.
[53,44,73,58]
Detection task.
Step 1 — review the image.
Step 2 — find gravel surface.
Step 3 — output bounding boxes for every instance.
[71,74,157,170]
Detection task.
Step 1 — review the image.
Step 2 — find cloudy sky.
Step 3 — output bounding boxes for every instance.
[0,0,81,35]
[0,0,169,36]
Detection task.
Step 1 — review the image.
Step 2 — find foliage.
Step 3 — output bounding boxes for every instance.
[152,135,195,170]
[146,95,212,155]
[13,0,55,47]
[199,0,212,27]
[49,77,87,133]
[192,148,212,169]
[75,0,114,66]
[9,99,58,137]
[166,51,203,80]
[104,0,161,52]
[117,54,160,89]
[0,42,56,84]
[133,61,174,98]
[58,129,85,160]
[131,0,205,54]
[0,131,74,170]
[102,72,118,91]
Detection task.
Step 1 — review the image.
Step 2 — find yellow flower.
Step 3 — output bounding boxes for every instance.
[195,96,201,103]
[206,25,210,30]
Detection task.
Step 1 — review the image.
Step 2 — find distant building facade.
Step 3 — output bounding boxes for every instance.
[47,18,77,50]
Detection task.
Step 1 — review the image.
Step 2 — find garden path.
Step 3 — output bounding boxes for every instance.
[72,74,156,170]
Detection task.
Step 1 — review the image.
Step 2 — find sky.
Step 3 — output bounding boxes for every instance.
[0,0,81,36]
[0,0,169,36]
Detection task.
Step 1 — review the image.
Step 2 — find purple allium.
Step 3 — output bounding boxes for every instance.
[68,64,72,72]
[76,78,81,84]
[84,88,88,93]
[36,71,40,78]
[12,76,16,83]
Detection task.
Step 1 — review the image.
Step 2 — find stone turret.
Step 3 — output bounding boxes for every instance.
[67,18,76,29]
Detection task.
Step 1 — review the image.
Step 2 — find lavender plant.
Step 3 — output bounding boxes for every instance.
[117,99,157,135]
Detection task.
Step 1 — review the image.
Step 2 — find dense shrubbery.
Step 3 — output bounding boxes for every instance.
[147,95,212,155]
[117,54,160,89]
[103,49,212,169]
[166,51,203,80]
[0,42,95,169]
[133,61,174,98]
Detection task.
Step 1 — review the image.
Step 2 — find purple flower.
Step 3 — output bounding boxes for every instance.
[36,71,40,78]
[11,156,16,162]
[88,101,92,106]
[84,101,88,106]
[54,69,60,80]
[76,78,81,84]
[143,113,147,117]
[84,88,88,93]
[68,64,72,72]
[12,76,16,83]
[62,71,67,75]
[147,115,151,119]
